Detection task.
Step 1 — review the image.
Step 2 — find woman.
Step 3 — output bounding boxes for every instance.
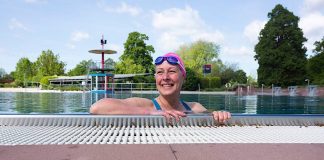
[90,52,231,123]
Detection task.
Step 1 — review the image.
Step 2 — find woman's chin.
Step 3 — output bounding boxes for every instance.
[158,88,179,96]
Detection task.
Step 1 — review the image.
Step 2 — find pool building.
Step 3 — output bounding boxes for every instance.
[49,35,151,92]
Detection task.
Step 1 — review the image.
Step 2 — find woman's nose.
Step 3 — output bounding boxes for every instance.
[162,72,170,80]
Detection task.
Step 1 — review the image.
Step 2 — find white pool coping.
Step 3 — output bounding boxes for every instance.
[1,115,323,145]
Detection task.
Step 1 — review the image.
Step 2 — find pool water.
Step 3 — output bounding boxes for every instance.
[0,92,323,114]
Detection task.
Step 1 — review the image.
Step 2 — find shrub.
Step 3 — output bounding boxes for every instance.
[199,76,221,89]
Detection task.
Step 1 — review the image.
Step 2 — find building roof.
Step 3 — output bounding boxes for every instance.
[49,73,152,82]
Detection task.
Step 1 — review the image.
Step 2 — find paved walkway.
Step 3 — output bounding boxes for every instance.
[0,87,83,93]
[1,144,323,160]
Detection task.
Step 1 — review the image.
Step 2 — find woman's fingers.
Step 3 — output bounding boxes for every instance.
[212,111,218,122]
[152,110,232,124]
[213,111,231,123]
[165,110,186,121]
[227,111,231,119]
[155,110,186,123]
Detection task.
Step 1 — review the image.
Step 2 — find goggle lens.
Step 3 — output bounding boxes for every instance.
[154,56,179,65]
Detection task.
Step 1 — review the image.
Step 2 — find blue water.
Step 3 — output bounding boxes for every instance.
[0,92,323,114]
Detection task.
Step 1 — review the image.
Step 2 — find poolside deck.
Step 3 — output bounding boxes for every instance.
[1,115,323,159]
[1,144,323,160]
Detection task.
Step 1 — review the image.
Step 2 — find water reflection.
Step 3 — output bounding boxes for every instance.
[0,92,323,114]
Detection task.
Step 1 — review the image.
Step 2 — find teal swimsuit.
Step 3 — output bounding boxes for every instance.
[152,98,192,111]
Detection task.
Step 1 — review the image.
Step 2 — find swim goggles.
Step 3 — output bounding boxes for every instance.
[154,56,180,65]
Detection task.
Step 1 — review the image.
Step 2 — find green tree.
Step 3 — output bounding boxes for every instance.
[14,57,34,85]
[178,40,220,75]
[199,77,221,89]
[34,50,66,77]
[0,69,14,85]
[182,68,200,91]
[220,64,237,85]
[119,31,155,73]
[115,57,146,74]
[254,4,307,87]
[247,75,257,86]
[209,59,223,77]
[308,37,324,84]
[68,60,93,76]
[233,69,247,84]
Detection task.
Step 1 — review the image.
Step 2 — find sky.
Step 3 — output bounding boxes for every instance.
[1,0,324,78]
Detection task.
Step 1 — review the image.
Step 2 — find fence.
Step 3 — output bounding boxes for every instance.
[50,83,157,92]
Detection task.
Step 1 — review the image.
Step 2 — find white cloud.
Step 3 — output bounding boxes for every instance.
[66,31,90,49]
[152,6,224,52]
[152,6,204,31]
[71,31,90,42]
[220,46,258,77]
[243,20,266,44]
[299,12,324,53]
[223,46,253,56]
[8,18,29,31]
[97,1,141,16]
[157,32,182,51]
[302,0,324,13]
[300,12,324,36]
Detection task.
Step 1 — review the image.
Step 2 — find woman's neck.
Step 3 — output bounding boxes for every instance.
[157,95,181,110]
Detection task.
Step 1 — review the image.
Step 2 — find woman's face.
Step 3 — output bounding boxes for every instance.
[155,61,184,97]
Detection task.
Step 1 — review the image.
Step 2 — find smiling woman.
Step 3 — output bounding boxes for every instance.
[90,52,231,122]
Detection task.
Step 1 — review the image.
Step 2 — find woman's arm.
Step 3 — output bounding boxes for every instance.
[90,97,153,115]
[189,102,231,123]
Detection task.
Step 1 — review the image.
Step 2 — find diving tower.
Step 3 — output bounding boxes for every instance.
[88,35,116,93]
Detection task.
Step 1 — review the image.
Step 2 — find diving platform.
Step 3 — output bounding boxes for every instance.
[88,35,116,93]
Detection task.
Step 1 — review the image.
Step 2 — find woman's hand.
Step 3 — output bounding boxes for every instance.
[212,111,231,123]
[150,110,186,123]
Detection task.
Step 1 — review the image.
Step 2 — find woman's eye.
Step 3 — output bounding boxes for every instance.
[156,71,163,75]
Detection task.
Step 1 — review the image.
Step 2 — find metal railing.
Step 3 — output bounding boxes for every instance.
[89,61,114,71]
[49,83,156,92]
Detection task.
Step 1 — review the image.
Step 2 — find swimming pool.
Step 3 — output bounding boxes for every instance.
[0,92,323,114]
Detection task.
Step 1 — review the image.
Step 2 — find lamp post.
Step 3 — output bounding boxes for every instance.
[305,79,310,96]
[305,79,310,86]
[271,84,274,96]
[261,84,264,96]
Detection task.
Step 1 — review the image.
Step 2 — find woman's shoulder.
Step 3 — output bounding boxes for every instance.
[124,97,152,102]
[186,101,207,113]
[124,97,154,108]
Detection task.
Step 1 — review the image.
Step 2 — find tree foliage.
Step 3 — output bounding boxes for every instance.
[220,64,237,85]
[182,68,200,91]
[0,68,14,84]
[199,77,221,89]
[40,75,57,86]
[178,40,220,75]
[34,50,66,77]
[232,69,247,84]
[68,60,93,76]
[118,32,155,73]
[14,57,34,83]
[254,4,307,87]
[308,37,324,84]
[115,57,146,74]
